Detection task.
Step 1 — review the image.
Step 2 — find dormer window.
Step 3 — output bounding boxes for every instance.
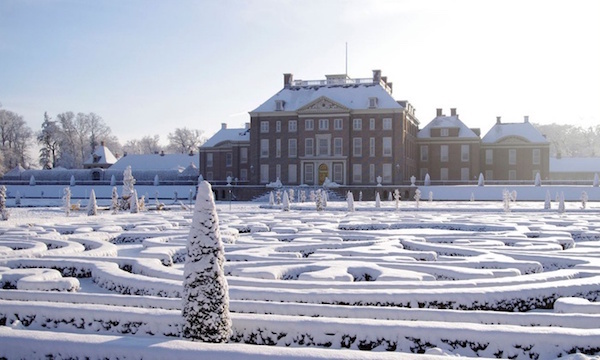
[275,100,285,111]
[368,97,378,108]
[440,128,449,137]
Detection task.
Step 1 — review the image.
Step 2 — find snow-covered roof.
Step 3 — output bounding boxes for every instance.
[109,153,199,171]
[482,121,548,144]
[550,157,600,173]
[202,127,250,148]
[417,115,479,139]
[251,82,402,113]
[84,144,117,166]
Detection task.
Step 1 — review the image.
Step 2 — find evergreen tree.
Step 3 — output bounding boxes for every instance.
[87,189,97,216]
[130,189,139,213]
[347,191,355,212]
[110,186,119,214]
[182,181,231,342]
[282,191,290,211]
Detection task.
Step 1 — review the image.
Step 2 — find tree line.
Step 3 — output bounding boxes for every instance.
[534,123,600,158]
[0,106,206,176]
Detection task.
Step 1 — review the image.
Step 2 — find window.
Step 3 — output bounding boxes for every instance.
[288,164,297,183]
[369,138,375,157]
[206,171,213,181]
[304,163,314,184]
[275,164,281,180]
[368,97,378,108]
[353,164,362,183]
[240,169,248,181]
[240,148,248,164]
[461,167,469,181]
[509,170,517,180]
[317,137,330,156]
[288,120,297,132]
[305,119,314,131]
[275,100,285,111]
[440,145,449,162]
[260,121,269,133]
[288,139,297,158]
[440,168,449,181]
[334,118,343,130]
[420,168,428,181]
[382,163,392,184]
[461,144,469,162]
[276,139,281,158]
[369,164,375,183]
[305,138,314,156]
[370,118,375,130]
[260,164,269,183]
[333,163,343,183]
[225,153,232,167]
[382,137,392,157]
[353,118,362,131]
[533,149,541,165]
[276,121,281,133]
[319,119,329,130]
[485,149,493,165]
[383,118,392,130]
[334,138,343,156]
[206,153,213,167]
[260,139,269,158]
[485,170,493,181]
[420,145,428,162]
[509,149,517,165]
[440,128,449,137]
[353,138,362,157]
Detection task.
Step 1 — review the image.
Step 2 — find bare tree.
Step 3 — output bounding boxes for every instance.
[123,135,163,155]
[0,109,33,172]
[167,127,205,154]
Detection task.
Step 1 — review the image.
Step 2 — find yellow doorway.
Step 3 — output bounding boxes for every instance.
[318,164,328,185]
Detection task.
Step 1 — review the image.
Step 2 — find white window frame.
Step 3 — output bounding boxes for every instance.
[353,118,362,131]
[461,167,469,181]
[240,168,248,181]
[333,163,343,183]
[288,138,297,158]
[276,139,281,158]
[334,137,343,156]
[509,149,517,165]
[225,152,232,167]
[316,135,330,156]
[383,118,392,130]
[533,148,541,165]
[275,164,281,180]
[420,145,428,162]
[334,118,343,130]
[382,163,392,184]
[288,164,297,183]
[369,137,375,157]
[440,168,449,181]
[440,128,449,137]
[305,138,314,156]
[319,119,329,130]
[369,164,375,183]
[276,120,281,133]
[370,118,375,130]
[304,163,314,184]
[260,121,269,133]
[369,97,378,108]
[240,148,248,164]
[440,145,449,162]
[288,120,297,132]
[353,138,362,157]
[485,170,493,181]
[260,164,269,183]
[260,139,269,158]
[485,149,493,165]
[382,137,392,157]
[206,153,213,167]
[353,164,362,183]
[461,144,469,162]
[305,119,314,131]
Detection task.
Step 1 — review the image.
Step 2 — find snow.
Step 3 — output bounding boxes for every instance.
[550,157,600,173]
[110,153,199,171]
[1,194,600,359]
[417,115,479,139]
[201,127,250,148]
[482,121,548,144]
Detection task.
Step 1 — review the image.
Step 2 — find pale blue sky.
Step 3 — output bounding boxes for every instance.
[1,0,598,145]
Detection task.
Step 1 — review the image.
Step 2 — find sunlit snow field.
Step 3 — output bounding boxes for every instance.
[1,198,600,359]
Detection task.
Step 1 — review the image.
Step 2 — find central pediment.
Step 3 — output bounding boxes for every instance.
[298,96,350,113]
[496,136,530,145]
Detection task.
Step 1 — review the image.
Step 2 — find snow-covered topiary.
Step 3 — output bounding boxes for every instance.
[111,187,119,214]
[130,190,139,214]
[581,191,588,209]
[393,189,401,210]
[315,190,325,212]
[477,173,484,187]
[268,191,274,206]
[70,175,76,187]
[424,173,431,186]
[594,173,599,187]
[29,175,36,186]
[122,165,136,201]
[282,191,290,211]
[0,185,9,221]
[182,180,232,342]
[87,189,98,216]
[388,192,393,201]
[63,187,71,216]
[470,192,475,202]
[558,192,566,214]
[502,189,511,213]
[534,172,542,187]
[322,190,328,207]
[288,189,294,204]
[110,174,116,186]
[299,190,306,203]
[375,192,381,208]
[428,191,433,202]
[154,174,160,186]
[15,191,21,207]
[414,189,421,208]
[359,191,363,202]
[544,190,551,210]
[275,190,282,205]
[347,191,355,212]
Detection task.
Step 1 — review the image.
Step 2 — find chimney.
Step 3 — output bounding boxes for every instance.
[387,82,393,93]
[436,108,443,117]
[283,73,293,87]
[221,123,227,130]
[524,115,529,123]
[381,76,387,84]
[372,69,382,83]
[496,116,501,124]
[450,108,457,117]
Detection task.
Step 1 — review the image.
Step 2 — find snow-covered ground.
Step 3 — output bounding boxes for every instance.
[1,197,600,359]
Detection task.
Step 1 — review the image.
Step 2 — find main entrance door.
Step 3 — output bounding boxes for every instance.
[318,164,328,185]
